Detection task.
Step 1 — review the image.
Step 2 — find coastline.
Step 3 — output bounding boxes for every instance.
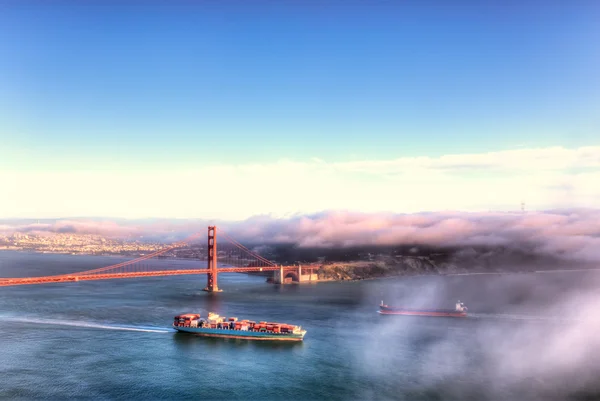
[312,257,600,282]
[0,248,172,260]
[0,250,138,263]
[1,248,596,282]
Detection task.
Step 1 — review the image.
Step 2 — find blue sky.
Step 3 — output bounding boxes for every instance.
[1,1,599,218]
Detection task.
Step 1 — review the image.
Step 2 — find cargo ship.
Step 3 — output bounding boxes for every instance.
[379,300,468,317]
[173,312,307,341]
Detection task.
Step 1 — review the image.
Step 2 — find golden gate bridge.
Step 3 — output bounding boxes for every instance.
[0,226,315,291]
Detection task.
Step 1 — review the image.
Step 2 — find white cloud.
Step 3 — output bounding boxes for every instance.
[0,145,598,219]
[332,146,600,173]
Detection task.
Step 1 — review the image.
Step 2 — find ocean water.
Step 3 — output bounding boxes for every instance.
[1,251,599,400]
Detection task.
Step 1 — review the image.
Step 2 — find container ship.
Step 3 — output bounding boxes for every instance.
[379,300,468,318]
[173,312,307,341]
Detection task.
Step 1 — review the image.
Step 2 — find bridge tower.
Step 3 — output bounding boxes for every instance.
[203,225,221,292]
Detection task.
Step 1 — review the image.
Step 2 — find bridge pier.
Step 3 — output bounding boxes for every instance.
[271,264,318,284]
[203,226,222,292]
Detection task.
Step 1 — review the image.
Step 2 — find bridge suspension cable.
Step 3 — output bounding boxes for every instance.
[53,230,207,277]
[0,226,307,288]
[219,231,277,267]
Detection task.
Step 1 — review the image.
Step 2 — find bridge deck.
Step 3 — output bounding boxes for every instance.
[0,266,315,287]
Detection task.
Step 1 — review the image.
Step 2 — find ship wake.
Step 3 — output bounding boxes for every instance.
[0,315,174,333]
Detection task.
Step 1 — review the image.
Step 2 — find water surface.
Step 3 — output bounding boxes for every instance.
[1,251,599,400]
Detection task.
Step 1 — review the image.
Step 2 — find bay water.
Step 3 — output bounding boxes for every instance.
[1,251,599,400]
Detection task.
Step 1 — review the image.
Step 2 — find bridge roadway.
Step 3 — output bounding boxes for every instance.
[0,266,311,287]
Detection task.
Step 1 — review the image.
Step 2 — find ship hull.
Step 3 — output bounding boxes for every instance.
[379,307,467,318]
[174,326,306,341]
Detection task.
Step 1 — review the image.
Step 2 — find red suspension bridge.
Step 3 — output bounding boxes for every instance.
[0,226,316,291]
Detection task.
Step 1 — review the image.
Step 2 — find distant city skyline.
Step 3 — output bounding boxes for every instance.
[1,1,599,219]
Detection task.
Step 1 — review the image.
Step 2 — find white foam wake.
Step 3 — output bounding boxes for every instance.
[1,316,174,333]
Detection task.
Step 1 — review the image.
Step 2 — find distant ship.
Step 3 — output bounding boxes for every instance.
[379,300,468,318]
[173,312,307,341]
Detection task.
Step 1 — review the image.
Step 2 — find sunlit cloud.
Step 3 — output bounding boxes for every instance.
[1,145,599,220]
[2,208,600,263]
[227,208,600,262]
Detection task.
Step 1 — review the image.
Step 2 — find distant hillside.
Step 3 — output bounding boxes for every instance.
[261,243,584,281]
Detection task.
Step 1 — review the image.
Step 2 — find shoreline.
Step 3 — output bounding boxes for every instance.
[1,249,597,282]
[0,248,178,260]
[315,267,600,283]
[313,262,600,283]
